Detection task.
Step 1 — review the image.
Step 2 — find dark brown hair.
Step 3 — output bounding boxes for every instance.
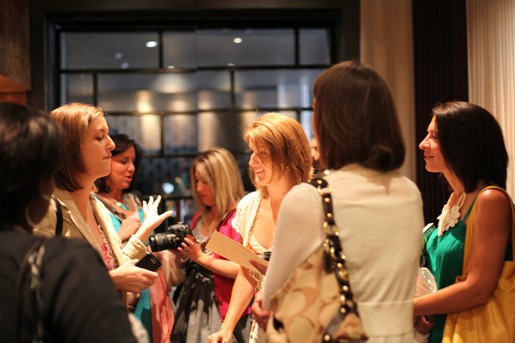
[433,101,508,191]
[0,103,62,227]
[95,134,142,193]
[312,61,405,172]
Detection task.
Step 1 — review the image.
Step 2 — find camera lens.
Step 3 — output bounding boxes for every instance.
[148,223,190,252]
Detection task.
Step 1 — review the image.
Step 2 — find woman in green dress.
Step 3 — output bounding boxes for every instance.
[414,101,512,342]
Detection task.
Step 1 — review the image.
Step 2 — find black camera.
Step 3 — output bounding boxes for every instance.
[149,222,190,252]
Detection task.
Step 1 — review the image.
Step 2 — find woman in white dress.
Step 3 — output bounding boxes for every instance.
[256,61,425,342]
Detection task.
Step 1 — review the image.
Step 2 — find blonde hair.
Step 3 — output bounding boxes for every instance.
[190,148,244,222]
[50,103,105,191]
[244,113,311,197]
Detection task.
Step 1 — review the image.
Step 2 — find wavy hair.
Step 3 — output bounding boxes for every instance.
[244,113,311,197]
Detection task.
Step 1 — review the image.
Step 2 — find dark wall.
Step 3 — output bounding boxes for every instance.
[0,0,30,104]
[28,0,359,110]
[412,0,469,223]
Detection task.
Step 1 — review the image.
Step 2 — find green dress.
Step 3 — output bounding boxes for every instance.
[425,200,474,343]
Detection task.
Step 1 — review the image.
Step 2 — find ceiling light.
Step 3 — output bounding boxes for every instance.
[114,52,124,60]
[233,37,243,44]
[146,41,158,48]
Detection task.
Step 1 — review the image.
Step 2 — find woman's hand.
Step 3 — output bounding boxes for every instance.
[250,259,268,275]
[136,195,173,241]
[117,212,141,242]
[208,327,233,343]
[177,235,202,262]
[251,290,272,329]
[414,315,435,335]
[109,259,158,293]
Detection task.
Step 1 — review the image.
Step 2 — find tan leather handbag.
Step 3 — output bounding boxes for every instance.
[267,177,368,342]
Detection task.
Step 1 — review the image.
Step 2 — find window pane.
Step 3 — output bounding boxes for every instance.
[163,115,198,154]
[198,111,257,152]
[234,69,324,109]
[61,73,93,105]
[197,71,231,110]
[61,32,159,69]
[163,31,197,68]
[98,73,198,112]
[135,157,196,224]
[197,29,294,67]
[301,110,314,139]
[106,114,161,154]
[300,29,331,65]
[135,157,193,195]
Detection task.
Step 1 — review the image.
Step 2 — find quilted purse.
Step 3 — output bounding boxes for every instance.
[267,177,368,342]
[442,186,515,343]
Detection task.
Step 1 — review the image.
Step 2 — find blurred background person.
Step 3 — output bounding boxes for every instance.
[95,133,145,242]
[34,102,172,299]
[209,113,312,343]
[260,61,424,342]
[171,147,251,343]
[0,102,139,342]
[95,133,176,343]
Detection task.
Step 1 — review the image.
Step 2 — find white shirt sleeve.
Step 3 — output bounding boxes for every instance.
[263,183,324,309]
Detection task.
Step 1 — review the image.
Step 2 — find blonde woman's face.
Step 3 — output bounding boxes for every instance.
[195,170,215,207]
[81,116,115,180]
[248,139,274,187]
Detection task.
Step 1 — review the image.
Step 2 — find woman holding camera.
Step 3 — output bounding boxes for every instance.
[171,147,252,343]
[33,103,172,296]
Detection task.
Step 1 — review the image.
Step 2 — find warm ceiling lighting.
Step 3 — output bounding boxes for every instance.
[146,41,158,48]
[233,37,243,44]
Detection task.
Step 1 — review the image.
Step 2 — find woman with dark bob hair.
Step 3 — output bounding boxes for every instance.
[0,103,138,342]
[258,61,424,342]
[414,101,513,343]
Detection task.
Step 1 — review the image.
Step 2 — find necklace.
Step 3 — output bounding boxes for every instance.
[437,192,467,236]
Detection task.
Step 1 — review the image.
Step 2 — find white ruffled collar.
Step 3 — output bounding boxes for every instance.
[437,192,466,236]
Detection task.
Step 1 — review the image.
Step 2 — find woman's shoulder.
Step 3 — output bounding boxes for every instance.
[476,186,513,214]
[236,191,262,212]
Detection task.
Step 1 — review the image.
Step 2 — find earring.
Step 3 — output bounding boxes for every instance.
[25,206,39,228]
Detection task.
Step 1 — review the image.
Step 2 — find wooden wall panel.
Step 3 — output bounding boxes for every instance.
[0,0,30,105]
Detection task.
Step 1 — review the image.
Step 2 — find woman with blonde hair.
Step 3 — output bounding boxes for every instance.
[209,113,312,343]
[172,147,251,342]
[34,102,172,296]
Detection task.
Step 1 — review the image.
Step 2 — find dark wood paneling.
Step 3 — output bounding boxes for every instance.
[0,0,30,91]
[412,0,468,223]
